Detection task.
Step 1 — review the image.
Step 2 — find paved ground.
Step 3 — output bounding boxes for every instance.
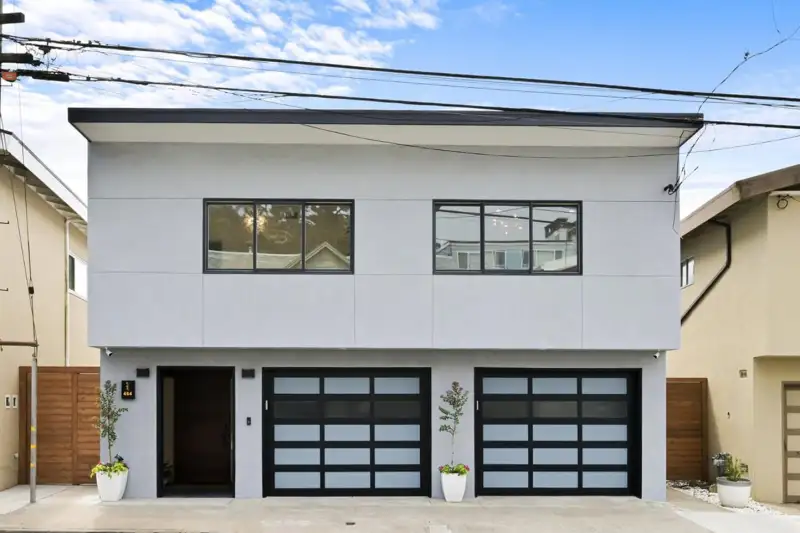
[0,486,718,533]
[667,489,800,533]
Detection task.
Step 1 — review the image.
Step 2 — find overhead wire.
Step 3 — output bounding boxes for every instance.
[7,34,800,106]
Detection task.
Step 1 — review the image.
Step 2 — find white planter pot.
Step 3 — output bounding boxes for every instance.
[717,477,751,508]
[441,473,467,503]
[96,470,128,502]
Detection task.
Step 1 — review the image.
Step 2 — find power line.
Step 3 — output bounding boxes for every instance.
[58,71,800,131]
[7,34,800,106]
[16,41,800,112]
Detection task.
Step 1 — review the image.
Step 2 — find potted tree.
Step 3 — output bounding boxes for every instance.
[91,380,129,502]
[438,381,470,502]
[716,454,751,508]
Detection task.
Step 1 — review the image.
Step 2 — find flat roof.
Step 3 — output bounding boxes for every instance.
[69,108,703,129]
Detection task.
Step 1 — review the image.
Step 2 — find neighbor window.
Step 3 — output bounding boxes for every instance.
[68,254,88,299]
[680,258,695,288]
[205,200,353,273]
[434,201,580,274]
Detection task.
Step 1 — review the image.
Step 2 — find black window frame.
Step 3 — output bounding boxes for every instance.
[203,199,355,274]
[433,200,582,275]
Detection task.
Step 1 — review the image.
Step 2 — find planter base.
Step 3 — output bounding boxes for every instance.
[96,470,128,502]
[441,473,467,503]
[716,477,751,508]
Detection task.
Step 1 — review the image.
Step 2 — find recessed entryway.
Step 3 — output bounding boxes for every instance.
[262,368,431,496]
[157,367,235,497]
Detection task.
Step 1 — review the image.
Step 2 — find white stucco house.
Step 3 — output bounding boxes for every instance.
[69,108,702,501]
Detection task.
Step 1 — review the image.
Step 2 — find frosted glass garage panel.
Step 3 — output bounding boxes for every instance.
[325,448,370,465]
[483,424,528,441]
[483,377,527,394]
[324,377,370,394]
[375,448,420,465]
[532,425,578,441]
[275,425,320,441]
[483,471,529,488]
[532,378,577,394]
[582,425,627,441]
[375,424,420,441]
[274,448,320,465]
[375,472,420,489]
[483,448,528,465]
[533,472,578,488]
[582,378,626,395]
[583,472,628,488]
[374,377,419,394]
[275,377,319,394]
[275,472,320,489]
[325,472,370,489]
[533,448,577,465]
[583,448,627,465]
[325,425,370,441]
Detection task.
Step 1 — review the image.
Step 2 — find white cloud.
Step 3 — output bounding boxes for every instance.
[334,0,372,14]
[352,0,440,30]
[0,0,441,199]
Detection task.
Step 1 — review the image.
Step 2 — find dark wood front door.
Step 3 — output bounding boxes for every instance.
[174,369,233,485]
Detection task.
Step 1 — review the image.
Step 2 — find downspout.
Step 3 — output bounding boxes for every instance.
[681,220,732,324]
[64,218,72,366]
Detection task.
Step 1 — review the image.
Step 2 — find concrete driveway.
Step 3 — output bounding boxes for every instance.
[0,486,718,533]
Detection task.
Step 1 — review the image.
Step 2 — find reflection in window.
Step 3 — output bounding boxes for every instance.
[207,203,255,270]
[484,205,529,271]
[435,204,480,271]
[532,205,579,273]
[434,201,580,274]
[256,204,302,269]
[205,200,353,272]
[305,203,351,271]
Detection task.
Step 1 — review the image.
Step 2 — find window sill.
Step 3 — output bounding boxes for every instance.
[433,270,582,276]
[204,269,354,275]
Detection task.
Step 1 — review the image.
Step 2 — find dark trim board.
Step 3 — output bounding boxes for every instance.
[262,368,432,497]
[474,368,642,497]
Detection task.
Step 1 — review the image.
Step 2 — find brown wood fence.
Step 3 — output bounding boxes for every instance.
[18,367,100,485]
[667,378,708,481]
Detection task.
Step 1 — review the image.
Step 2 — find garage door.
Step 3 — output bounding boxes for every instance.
[475,370,639,496]
[263,369,431,496]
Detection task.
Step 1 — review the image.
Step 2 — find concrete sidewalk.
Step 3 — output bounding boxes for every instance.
[0,486,715,533]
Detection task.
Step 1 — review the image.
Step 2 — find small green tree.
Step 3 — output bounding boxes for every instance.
[94,380,128,464]
[439,381,470,466]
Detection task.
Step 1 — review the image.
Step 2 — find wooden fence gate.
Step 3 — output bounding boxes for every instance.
[18,367,100,485]
[667,378,708,481]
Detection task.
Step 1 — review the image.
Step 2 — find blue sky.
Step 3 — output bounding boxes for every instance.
[4,0,800,216]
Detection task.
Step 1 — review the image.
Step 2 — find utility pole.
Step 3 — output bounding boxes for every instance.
[0,2,39,505]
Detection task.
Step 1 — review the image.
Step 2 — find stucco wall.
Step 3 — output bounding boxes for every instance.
[752,357,800,503]
[88,143,681,351]
[100,349,667,501]
[668,197,768,480]
[765,196,800,356]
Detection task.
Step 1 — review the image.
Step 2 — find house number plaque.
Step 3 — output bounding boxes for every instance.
[121,380,136,400]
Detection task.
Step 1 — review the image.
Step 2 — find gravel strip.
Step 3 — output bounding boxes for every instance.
[667,481,784,515]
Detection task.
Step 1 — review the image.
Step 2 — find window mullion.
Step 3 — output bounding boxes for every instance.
[301,202,307,271]
[479,203,485,272]
[528,203,534,274]
[252,201,258,271]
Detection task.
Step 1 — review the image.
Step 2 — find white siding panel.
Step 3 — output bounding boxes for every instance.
[355,276,433,348]
[355,200,432,274]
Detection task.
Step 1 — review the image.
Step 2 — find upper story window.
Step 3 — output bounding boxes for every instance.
[680,258,695,288]
[434,201,581,274]
[68,254,88,299]
[205,200,353,273]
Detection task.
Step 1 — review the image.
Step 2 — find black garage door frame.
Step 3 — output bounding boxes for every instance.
[262,367,432,497]
[474,368,642,497]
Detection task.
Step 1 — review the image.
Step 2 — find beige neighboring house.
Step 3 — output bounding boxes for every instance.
[669,163,800,503]
[0,131,97,490]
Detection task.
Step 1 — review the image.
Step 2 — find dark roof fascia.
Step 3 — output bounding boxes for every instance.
[68,108,704,129]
